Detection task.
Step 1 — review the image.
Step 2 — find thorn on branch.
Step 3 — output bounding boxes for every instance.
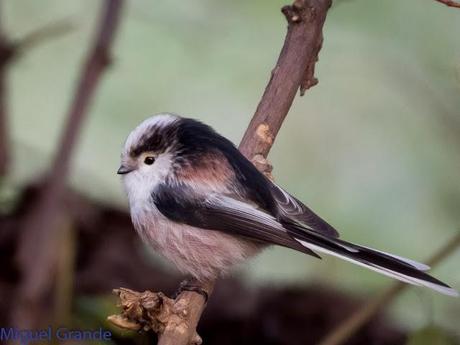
[300,32,322,95]
[281,4,305,24]
[92,46,113,69]
[282,0,326,24]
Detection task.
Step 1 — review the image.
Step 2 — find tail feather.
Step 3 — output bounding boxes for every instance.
[284,221,458,297]
[360,245,430,272]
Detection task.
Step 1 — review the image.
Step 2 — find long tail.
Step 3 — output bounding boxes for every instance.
[284,221,458,297]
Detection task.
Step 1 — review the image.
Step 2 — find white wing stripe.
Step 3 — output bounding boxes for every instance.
[210,195,287,231]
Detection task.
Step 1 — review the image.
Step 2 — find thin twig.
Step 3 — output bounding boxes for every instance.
[14,19,75,55]
[0,2,12,177]
[318,232,460,345]
[109,0,332,344]
[0,43,9,178]
[12,0,124,329]
[433,0,460,8]
[0,13,75,177]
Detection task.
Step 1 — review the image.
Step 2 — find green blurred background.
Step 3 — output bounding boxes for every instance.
[2,0,459,342]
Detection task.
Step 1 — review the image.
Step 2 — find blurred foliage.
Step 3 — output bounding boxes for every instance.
[406,325,457,345]
[1,0,459,341]
[0,182,21,215]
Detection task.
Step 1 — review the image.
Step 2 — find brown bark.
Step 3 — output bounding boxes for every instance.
[12,0,124,329]
[238,0,331,161]
[0,5,13,177]
[0,47,10,177]
[109,0,332,344]
[434,0,460,8]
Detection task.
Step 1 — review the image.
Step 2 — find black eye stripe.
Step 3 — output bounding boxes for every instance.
[144,156,155,165]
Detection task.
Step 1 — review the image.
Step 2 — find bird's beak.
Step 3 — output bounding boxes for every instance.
[117,165,134,175]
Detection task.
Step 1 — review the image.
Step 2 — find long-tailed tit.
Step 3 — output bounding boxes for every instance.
[118,113,457,297]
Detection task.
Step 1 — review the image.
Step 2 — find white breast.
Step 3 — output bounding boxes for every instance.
[121,153,262,280]
[130,202,261,280]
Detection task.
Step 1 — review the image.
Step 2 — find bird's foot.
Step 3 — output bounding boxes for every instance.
[175,279,209,302]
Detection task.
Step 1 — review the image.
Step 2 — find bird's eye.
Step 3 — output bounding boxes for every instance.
[144,156,155,165]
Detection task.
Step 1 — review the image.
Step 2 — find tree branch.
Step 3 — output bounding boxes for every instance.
[0,2,13,178]
[12,0,124,329]
[433,0,460,8]
[13,19,75,55]
[317,232,460,345]
[109,0,332,344]
[0,14,75,178]
[0,33,10,178]
[239,0,331,161]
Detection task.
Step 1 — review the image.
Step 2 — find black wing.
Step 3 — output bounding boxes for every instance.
[172,117,340,239]
[270,183,340,238]
[152,183,320,258]
[152,182,457,296]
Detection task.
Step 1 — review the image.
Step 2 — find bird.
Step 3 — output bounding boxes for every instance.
[118,113,457,297]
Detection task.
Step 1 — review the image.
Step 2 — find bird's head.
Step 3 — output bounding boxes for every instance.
[119,113,243,206]
[118,113,181,202]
